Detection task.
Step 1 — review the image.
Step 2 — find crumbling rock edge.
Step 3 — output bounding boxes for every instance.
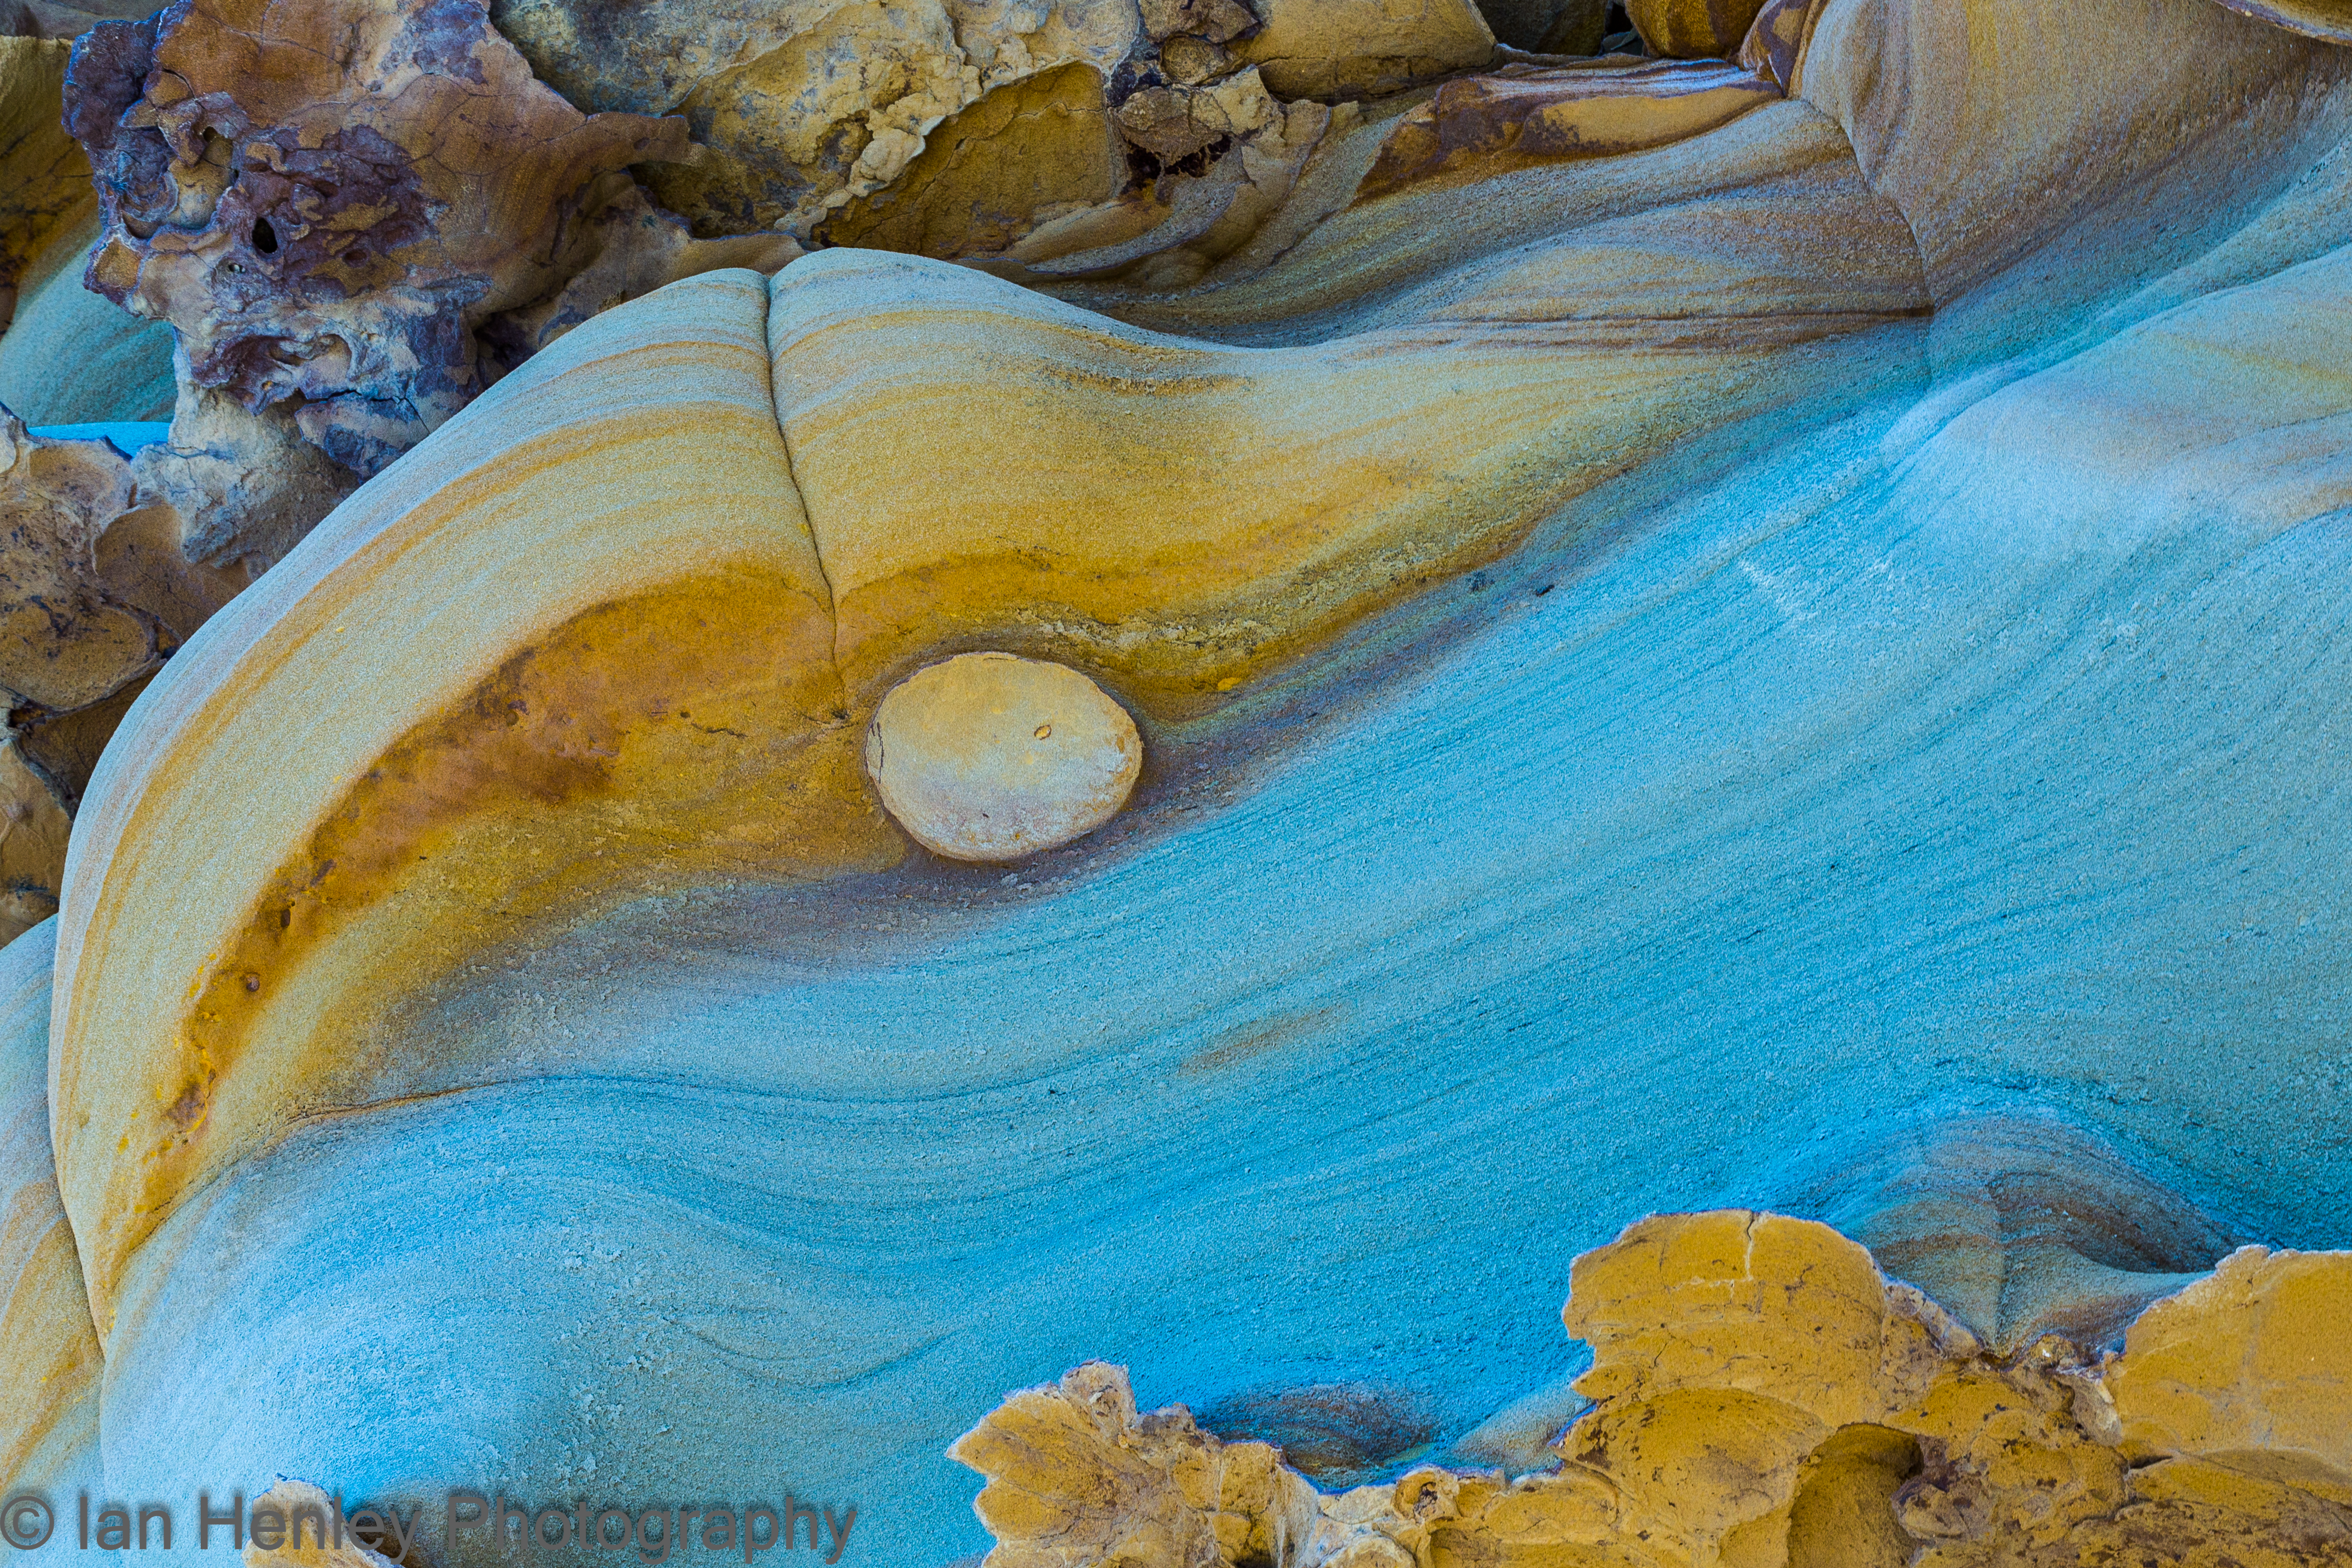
[953,1212,2352,1568]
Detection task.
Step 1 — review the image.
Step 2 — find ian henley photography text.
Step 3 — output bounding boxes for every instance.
[0,1490,860,1564]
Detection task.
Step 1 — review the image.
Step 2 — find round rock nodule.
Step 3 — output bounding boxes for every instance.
[865,652,1142,862]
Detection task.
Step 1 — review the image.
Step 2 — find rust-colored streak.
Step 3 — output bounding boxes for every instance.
[1177,1004,1345,1076]
[135,573,896,1254]
[1356,60,1784,201]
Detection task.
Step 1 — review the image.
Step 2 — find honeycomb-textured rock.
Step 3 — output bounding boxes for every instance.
[62,0,793,477]
[956,1214,2352,1567]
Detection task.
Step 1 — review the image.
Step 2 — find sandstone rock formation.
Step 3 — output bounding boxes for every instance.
[61,0,795,476]
[491,0,1496,246]
[0,0,808,929]
[2,0,2349,1558]
[0,28,172,418]
[1357,57,1781,198]
[1799,1115,2252,1354]
[0,412,243,937]
[955,1214,2352,1567]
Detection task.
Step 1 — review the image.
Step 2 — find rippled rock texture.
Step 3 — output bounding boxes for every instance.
[1,0,2351,1558]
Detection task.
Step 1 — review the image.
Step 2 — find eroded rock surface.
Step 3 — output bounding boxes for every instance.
[0,411,161,713]
[62,0,793,477]
[492,0,1491,267]
[0,409,248,931]
[956,1213,2352,1567]
[14,0,2352,1558]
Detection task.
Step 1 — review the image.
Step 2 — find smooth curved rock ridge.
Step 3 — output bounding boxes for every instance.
[1798,0,2352,334]
[956,1213,2352,1567]
[51,268,868,1324]
[0,920,101,1514]
[767,221,1920,709]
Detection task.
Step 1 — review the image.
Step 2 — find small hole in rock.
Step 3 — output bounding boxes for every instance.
[252,216,278,254]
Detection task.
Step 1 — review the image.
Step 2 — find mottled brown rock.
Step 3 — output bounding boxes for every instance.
[63,0,697,476]
[494,0,1136,240]
[0,410,161,711]
[1356,56,1779,199]
[1160,33,1241,81]
[0,404,247,856]
[1629,0,1769,57]
[1139,0,1258,44]
[15,672,149,808]
[1113,66,1278,163]
[0,738,66,940]
[494,0,1478,247]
